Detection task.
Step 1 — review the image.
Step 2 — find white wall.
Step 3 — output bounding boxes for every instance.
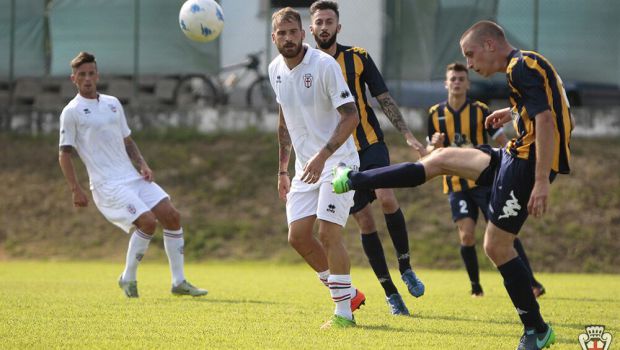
[219,0,384,80]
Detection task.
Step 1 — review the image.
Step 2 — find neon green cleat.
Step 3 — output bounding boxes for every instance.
[332,164,353,194]
[171,280,209,297]
[320,314,356,329]
[516,324,556,350]
[118,275,139,298]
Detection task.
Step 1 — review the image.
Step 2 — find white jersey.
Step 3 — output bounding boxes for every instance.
[269,44,359,192]
[59,93,141,189]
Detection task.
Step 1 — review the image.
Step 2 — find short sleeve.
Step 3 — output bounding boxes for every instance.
[513,61,550,118]
[427,108,438,140]
[116,99,132,138]
[323,58,355,110]
[59,107,77,147]
[361,52,388,97]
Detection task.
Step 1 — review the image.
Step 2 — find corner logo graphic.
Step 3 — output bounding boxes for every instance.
[498,190,521,220]
[326,204,336,213]
[127,204,137,215]
[340,90,350,99]
[579,325,612,350]
[303,73,313,88]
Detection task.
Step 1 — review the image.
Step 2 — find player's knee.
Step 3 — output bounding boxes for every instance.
[167,207,181,228]
[136,212,158,235]
[317,230,339,249]
[353,211,375,233]
[460,231,476,246]
[287,231,305,250]
[483,240,509,264]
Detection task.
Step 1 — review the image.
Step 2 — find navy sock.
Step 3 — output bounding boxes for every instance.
[361,232,398,296]
[497,257,546,331]
[460,245,480,284]
[385,208,411,274]
[513,239,541,287]
[349,162,426,191]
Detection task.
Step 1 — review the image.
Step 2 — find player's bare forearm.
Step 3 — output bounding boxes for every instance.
[124,137,147,168]
[534,111,555,181]
[321,102,359,157]
[58,146,81,192]
[277,107,292,172]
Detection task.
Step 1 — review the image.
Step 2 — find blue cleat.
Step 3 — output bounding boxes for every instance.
[401,269,425,297]
[386,293,410,316]
[516,324,556,350]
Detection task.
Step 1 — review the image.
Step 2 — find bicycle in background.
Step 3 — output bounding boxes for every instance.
[174,51,276,112]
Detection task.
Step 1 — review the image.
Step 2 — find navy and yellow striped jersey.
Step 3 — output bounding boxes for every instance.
[427,99,501,193]
[333,44,388,151]
[506,49,572,174]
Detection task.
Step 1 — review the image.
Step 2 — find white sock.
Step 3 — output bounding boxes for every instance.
[328,274,352,320]
[122,229,152,281]
[164,228,186,286]
[317,270,330,287]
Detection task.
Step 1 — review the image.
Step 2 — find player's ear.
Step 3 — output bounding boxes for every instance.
[336,23,341,34]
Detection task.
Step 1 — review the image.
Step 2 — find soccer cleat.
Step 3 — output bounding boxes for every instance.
[386,293,410,316]
[516,324,555,350]
[320,314,356,329]
[471,282,484,297]
[532,284,546,299]
[332,164,353,194]
[118,275,139,298]
[350,288,366,312]
[171,280,209,297]
[401,269,425,297]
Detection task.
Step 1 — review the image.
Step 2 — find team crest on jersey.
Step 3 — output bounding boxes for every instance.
[127,204,137,215]
[108,104,117,113]
[83,108,91,115]
[303,73,313,88]
[579,325,612,350]
[452,133,472,148]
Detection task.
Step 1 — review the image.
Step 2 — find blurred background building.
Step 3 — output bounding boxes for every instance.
[1,0,619,134]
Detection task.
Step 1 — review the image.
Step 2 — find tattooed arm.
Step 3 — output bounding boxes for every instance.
[124,136,153,181]
[277,106,292,200]
[300,102,359,184]
[376,91,427,157]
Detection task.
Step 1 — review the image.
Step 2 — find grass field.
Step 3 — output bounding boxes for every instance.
[0,261,618,349]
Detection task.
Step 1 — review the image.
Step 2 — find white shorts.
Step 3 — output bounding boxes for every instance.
[92,177,169,233]
[286,181,355,227]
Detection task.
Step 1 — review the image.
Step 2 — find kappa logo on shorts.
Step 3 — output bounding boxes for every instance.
[498,190,521,219]
[326,204,336,213]
[127,204,137,215]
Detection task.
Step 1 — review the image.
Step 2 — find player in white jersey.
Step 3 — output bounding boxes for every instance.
[269,7,362,329]
[58,52,207,298]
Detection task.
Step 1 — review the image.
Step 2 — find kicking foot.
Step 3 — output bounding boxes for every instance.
[332,164,353,194]
[171,280,209,297]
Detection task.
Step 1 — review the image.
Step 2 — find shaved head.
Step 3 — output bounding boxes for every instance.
[460,20,506,45]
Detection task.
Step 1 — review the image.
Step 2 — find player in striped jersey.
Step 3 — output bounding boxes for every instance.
[310,0,427,316]
[333,20,574,349]
[427,62,544,298]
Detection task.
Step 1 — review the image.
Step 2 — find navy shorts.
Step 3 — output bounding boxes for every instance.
[350,141,391,214]
[475,145,556,234]
[448,185,491,223]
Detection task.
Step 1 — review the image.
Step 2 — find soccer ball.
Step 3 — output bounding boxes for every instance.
[179,0,224,43]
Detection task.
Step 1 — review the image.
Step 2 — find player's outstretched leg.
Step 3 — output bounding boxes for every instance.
[332,162,426,193]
